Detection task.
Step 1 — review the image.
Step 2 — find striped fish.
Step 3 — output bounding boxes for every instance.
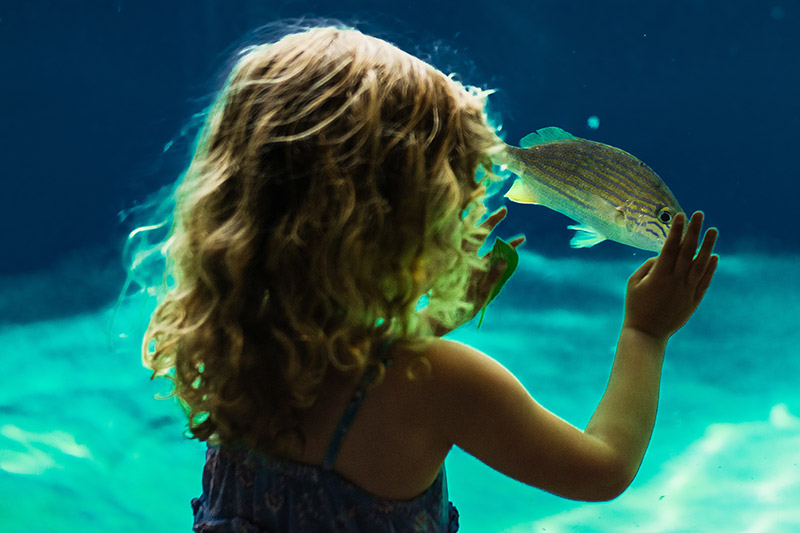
[496,127,683,252]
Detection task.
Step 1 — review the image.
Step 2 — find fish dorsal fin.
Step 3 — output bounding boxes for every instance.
[567,224,606,248]
[519,127,576,148]
[504,178,542,205]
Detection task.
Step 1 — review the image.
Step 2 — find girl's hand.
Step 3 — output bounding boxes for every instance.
[466,207,524,315]
[623,211,719,341]
[428,207,524,336]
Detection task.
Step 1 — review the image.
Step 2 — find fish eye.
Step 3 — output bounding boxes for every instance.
[657,208,673,224]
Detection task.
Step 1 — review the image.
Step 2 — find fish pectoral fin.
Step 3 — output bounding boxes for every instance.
[520,127,576,148]
[567,224,607,248]
[614,206,627,223]
[504,179,542,205]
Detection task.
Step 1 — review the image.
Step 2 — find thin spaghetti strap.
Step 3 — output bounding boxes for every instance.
[376,339,392,367]
[322,340,393,471]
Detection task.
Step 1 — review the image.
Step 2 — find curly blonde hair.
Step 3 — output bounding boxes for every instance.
[141,26,502,454]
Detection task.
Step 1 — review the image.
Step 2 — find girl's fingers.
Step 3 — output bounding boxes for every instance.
[509,236,526,248]
[675,211,704,274]
[689,227,718,285]
[654,212,686,275]
[481,207,507,231]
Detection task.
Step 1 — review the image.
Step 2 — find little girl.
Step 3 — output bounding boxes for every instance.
[140,26,718,532]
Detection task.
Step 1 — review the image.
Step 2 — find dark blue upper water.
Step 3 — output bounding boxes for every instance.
[2,1,797,281]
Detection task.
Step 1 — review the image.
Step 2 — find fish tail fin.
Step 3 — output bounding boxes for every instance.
[520,127,576,148]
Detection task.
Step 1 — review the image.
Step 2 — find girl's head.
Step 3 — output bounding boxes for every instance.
[143,26,501,452]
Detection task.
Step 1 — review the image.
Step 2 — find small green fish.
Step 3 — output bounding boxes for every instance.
[496,127,683,252]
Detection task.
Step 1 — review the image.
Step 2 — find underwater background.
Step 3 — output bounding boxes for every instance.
[1,1,798,531]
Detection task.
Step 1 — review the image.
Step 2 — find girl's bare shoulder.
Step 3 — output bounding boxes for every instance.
[386,338,527,435]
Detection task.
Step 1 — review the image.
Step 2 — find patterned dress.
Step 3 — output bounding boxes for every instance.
[191,353,459,532]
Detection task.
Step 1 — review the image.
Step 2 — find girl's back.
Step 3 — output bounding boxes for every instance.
[285,341,451,501]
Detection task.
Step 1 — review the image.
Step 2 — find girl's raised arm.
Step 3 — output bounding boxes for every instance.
[427,212,718,501]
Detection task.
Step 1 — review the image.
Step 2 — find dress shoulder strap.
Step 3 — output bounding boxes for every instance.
[322,341,393,471]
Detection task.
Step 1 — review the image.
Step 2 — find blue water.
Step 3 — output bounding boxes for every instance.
[2,2,799,532]
[2,250,799,532]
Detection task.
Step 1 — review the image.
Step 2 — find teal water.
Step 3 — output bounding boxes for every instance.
[1,249,799,532]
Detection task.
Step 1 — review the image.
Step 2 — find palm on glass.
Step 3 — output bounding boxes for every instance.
[624,211,719,341]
